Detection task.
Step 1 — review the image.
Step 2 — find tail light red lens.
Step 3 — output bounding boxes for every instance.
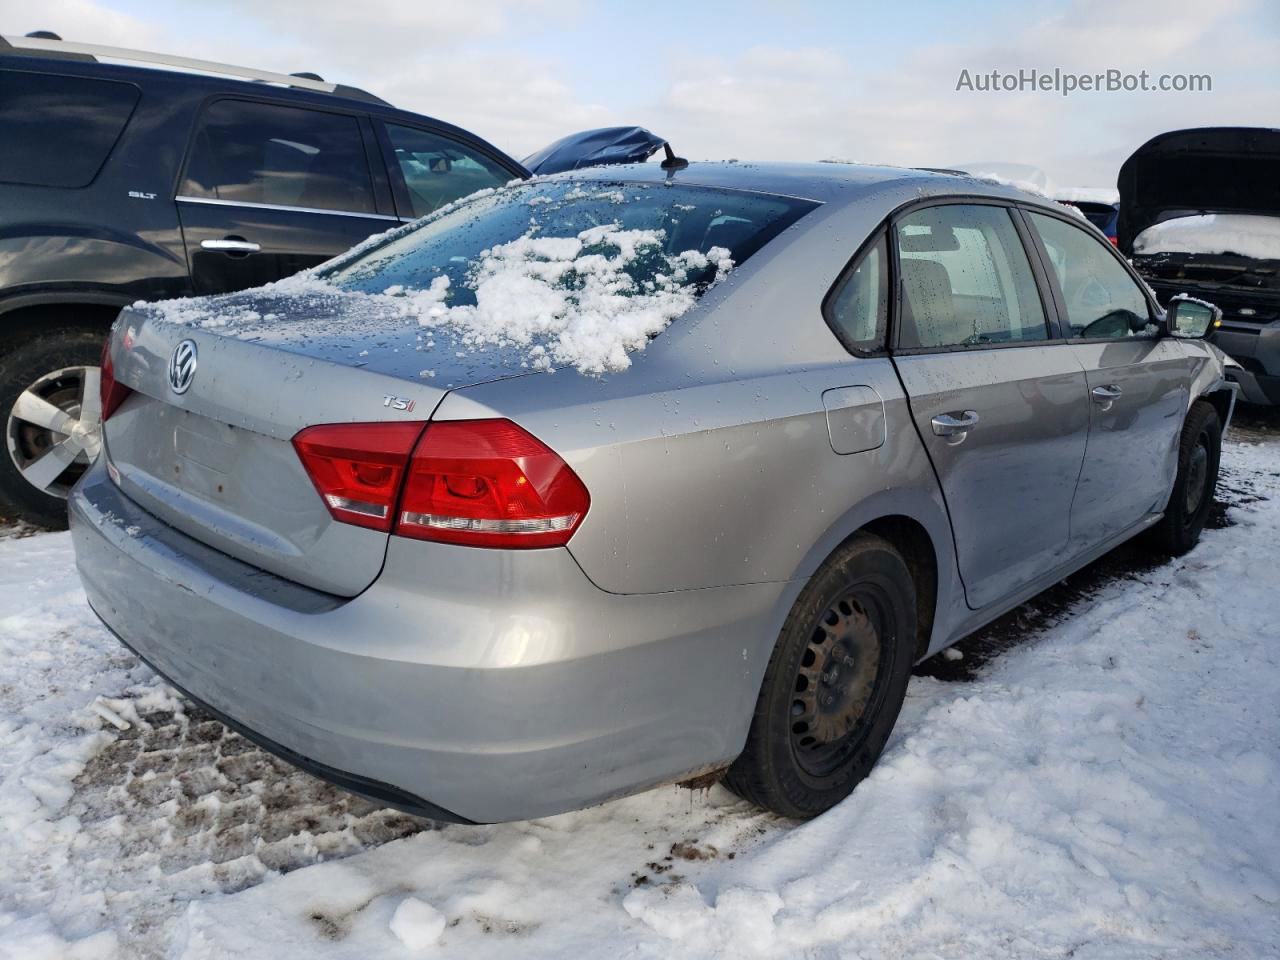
[99,339,132,423]
[292,422,426,532]
[396,419,590,549]
[292,418,589,547]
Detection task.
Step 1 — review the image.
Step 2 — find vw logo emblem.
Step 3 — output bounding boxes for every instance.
[168,339,198,395]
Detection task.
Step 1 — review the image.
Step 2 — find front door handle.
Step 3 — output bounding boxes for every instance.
[931,410,980,439]
[201,237,261,255]
[1091,384,1123,410]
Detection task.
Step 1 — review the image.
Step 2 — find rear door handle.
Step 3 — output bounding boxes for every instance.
[931,410,980,439]
[201,237,261,254]
[1091,384,1123,409]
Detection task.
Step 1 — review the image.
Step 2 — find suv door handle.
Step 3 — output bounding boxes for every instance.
[931,411,980,439]
[1091,384,1123,408]
[201,237,261,255]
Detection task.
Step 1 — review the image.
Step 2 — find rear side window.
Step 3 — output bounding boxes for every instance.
[827,233,888,353]
[1028,212,1152,339]
[384,124,510,218]
[895,204,1048,349]
[0,70,139,188]
[181,100,375,214]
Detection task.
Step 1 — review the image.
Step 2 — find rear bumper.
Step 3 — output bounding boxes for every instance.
[70,460,794,823]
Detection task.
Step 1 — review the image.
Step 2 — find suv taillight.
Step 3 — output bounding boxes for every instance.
[292,422,425,532]
[100,339,132,423]
[291,419,590,548]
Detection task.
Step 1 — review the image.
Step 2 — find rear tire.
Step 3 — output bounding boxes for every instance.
[1146,400,1221,556]
[0,327,108,529]
[724,533,917,818]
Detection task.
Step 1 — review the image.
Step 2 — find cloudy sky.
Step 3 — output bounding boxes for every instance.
[5,0,1277,188]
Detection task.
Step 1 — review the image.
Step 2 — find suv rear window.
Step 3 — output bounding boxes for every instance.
[0,70,139,188]
[181,100,376,214]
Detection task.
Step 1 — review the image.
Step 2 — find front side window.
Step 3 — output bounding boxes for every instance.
[827,233,887,353]
[895,204,1048,349]
[1028,212,1153,339]
[0,70,139,188]
[181,100,375,214]
[384,124,510,218]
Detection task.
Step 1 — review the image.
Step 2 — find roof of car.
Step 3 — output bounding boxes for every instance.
[544,159,1038,207]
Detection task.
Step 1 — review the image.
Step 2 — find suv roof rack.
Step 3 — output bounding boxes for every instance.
[0,33,390,106]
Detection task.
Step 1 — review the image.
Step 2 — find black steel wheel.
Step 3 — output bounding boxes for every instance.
[725,533,918,819]
[1147,400,1221,556]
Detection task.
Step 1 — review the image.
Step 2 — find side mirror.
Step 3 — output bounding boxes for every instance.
[1165,295,1221,339]
[429,156,452,174]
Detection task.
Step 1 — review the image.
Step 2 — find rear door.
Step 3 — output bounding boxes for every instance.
[889,201,1091,610]
[1023,209,1192,551]
[176,98,399,294]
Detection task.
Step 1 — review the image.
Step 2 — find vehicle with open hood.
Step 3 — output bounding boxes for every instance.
[1119,126,1280,404]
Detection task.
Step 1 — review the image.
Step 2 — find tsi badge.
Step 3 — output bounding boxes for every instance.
[383,394,416,412]
[168,339,198,395]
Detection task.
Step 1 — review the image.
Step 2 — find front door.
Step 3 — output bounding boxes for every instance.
[176,98,399,295]
[890,203,1091,610]
[1024,210,1192,551]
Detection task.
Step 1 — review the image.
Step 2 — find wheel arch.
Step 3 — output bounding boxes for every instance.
[790,488,958,664]
[859,514,939,661]
[0,296,129,347]
[1197,383,1235,433]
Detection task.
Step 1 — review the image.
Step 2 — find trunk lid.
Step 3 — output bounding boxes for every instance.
[103,290,532,596]
[1117,126,1280,254]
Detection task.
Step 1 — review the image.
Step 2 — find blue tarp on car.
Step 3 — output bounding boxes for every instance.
[524,126,667,176]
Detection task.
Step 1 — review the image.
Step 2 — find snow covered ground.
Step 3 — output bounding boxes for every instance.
[1,414,1278,960]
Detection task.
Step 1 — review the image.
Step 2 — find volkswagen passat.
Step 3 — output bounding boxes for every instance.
[70,163,1235,823]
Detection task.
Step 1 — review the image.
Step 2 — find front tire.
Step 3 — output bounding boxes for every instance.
[724,533,917,818]
[1147,400,1221,556]
[0,327,107,529]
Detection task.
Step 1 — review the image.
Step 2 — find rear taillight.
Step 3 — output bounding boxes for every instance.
[292,418,590,548]
[292,422,425,531]
[99,338,132,423]
[396,419,590,549]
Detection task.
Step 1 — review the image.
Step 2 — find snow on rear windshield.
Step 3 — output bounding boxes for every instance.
[312,181,816,374]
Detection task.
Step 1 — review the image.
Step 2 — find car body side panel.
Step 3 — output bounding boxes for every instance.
[1067,337,1190,550]
[893,345,1091,610]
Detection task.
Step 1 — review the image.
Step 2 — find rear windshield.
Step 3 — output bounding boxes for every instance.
[0,70,140,188]
[327,181,816,302]
[320,180,817,374]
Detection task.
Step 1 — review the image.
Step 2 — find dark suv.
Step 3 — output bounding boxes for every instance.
[0,33,534,527]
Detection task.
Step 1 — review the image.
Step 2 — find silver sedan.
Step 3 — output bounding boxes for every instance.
[70,162,1234,822]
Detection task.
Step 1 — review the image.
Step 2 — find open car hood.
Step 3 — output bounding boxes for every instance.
[1117,127,1280,254]
[523,126,666,175]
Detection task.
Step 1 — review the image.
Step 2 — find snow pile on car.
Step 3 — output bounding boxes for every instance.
[1134,213,1280,259]
[366,224,733,375]
[141,222,733,377]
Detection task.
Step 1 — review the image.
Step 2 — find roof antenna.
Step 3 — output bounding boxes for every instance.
[25,30,63,40]
[659,142,688,172]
